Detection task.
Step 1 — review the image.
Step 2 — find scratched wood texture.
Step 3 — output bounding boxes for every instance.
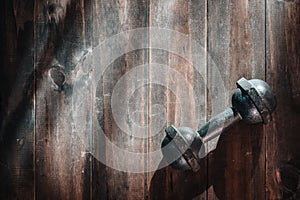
[0,0,300,199]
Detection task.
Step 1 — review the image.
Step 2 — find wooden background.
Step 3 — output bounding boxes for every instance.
[1,0,300,199]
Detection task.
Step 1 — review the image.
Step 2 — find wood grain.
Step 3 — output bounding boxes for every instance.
[92,0,149,199]
[34,0,91,199]
[0,0,35,199]
[148,0,208,200]
[266,0,300,199]
[207,0,266,199]
[0,0,300,199]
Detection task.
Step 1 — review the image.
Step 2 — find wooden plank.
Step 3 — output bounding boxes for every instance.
[266,0,300,199]
[0,0,35,199]
[89,2,107,199]
[34,0,92,199]
[148,0,208,199]
[207,0,266,199]
[91,0,149,199]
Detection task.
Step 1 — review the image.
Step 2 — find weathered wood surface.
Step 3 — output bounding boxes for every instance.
[206,0,266,199]
[0,0,35,199]
[266,0,300,199]
[0,0,300,199]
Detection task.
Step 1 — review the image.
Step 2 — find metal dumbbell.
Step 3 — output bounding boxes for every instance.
[161,77,276,171]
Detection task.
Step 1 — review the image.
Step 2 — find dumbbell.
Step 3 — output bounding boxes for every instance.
[161,77,276,171]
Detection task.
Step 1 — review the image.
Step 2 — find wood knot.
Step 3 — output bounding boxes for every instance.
[48,66,66,91]
[277,161,300,199]
[44,3,64,24]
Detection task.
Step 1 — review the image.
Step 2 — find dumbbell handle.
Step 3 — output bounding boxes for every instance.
[162,108,242,172]
[199,107,241,143]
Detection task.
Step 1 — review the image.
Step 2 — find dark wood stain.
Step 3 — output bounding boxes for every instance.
[266,0,300,199]
[0,0,300,199]
[207,0,266,199]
